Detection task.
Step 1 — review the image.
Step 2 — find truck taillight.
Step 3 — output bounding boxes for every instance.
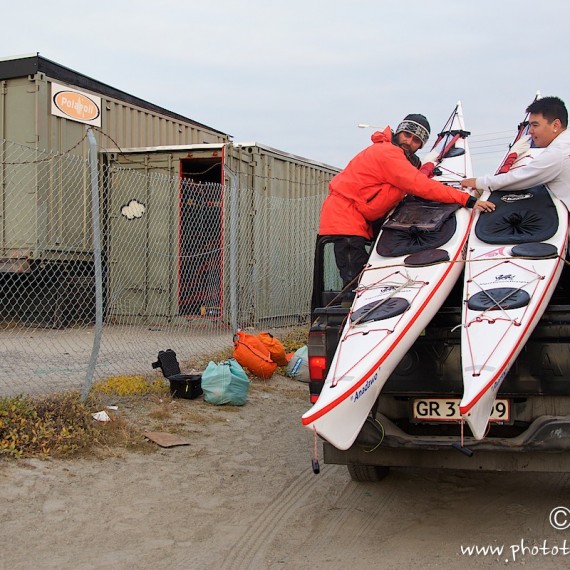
[308,331,327,402]
[308,356,326,381]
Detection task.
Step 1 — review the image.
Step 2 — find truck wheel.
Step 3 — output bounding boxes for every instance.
[347,464,390,482]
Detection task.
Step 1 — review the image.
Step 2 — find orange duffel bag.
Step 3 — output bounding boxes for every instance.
[233,330,277,379]
[257,332,288,366]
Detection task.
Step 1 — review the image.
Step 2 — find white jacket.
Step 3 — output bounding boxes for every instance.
[476,128,570,212]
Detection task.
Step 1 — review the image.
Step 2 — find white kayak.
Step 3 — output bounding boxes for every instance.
[460,103,569,440]
[302,102,476,450]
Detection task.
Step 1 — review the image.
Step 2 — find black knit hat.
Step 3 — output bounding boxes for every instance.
[395,114,431,148]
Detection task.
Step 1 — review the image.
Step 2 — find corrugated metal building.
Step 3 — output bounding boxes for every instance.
[103,143,339,324]
[0,54,338,326]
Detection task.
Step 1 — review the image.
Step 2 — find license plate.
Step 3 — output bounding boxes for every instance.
[412,398,510,423]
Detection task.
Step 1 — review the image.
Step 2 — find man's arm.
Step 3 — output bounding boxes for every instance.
[462,147,564,192]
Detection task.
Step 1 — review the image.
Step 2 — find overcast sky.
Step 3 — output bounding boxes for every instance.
[3,1,570,174]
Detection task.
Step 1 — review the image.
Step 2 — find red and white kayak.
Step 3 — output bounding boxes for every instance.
[460,100,569,440]
[302,102,475,450]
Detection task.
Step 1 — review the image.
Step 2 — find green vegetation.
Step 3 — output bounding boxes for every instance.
[0,392,94,458]
[90,374,169,397]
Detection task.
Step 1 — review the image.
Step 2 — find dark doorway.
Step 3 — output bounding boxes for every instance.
[178,157,223,317]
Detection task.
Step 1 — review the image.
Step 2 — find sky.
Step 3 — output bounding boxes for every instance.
[2,1,570,175]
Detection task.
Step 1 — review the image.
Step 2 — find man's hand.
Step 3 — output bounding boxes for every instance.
[473,199,495,212]
[461,177,478,189]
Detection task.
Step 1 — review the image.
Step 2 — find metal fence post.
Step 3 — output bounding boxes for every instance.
[82,127,104,399]
[225,167,239,331]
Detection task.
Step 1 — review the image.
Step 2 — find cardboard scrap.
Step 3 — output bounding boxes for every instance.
[92,411,111,423]
[144,431,191,448]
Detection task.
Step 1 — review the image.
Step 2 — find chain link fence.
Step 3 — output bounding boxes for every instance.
[0,134,332,397]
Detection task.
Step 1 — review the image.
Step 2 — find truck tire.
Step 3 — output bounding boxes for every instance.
[347,464,390,482]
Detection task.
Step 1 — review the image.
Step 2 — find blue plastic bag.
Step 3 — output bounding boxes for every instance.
[201,358,250,405]
[286,345,309,383]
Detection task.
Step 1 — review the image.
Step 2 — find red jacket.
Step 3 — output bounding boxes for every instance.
[319,126,471,238]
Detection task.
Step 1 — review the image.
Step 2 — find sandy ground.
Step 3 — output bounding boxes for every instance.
[2,376,570,570]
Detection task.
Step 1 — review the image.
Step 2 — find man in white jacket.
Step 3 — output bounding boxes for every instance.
[461,96,570,213]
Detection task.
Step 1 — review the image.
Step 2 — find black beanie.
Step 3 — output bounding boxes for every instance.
[394,114,431,148]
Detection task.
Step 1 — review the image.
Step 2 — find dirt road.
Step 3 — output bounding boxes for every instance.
[1,377,570,569]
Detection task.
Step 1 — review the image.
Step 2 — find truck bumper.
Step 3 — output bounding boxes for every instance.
[323,414,570,472]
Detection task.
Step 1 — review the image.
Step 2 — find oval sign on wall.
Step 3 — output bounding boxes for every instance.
[51,82,102,126]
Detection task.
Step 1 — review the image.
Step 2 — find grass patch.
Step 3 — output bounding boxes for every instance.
[91,374,169,397]
[1,392,97,458]
[0,374,170,459]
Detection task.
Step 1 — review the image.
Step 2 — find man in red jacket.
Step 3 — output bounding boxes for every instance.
[318,113,494,300]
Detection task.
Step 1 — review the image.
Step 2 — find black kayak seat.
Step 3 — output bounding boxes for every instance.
[475,185,558,245]
[467,287,531,311]
[404,248,450,266]
[351,297,409,323]
[511,242,558,258]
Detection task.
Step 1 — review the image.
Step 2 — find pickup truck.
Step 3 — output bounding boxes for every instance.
[307,236,570,481]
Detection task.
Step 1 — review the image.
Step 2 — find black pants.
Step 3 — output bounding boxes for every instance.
[333,236,369,298]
